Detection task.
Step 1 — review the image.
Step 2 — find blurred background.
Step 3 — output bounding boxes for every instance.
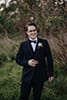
[0,0,67,100]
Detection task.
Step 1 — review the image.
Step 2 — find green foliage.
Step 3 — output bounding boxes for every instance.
[17,2,27,15]
[8,46,17,61]
[0,62,22,100]
[0,60,67,100]
[0,13,16,37]
[0,52,7,66]
[0,45,17,66]
[45,16,64,29]
[24,0,36,8]
[0,0,67,38]
[41,61,67,100]
[5,3,17,12]
[0,14,6,25]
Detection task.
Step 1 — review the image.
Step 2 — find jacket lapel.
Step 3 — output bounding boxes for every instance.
[34,38,39,53]
[28,40,35,54]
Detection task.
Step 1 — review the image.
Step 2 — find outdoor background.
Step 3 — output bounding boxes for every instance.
[0,0,67,100]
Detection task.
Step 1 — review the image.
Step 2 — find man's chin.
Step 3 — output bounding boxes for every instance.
[31,36,37,39]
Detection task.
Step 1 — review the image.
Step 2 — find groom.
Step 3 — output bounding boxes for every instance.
[16,22,54,100]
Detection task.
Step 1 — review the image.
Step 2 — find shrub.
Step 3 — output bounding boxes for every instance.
[0,52,7,66]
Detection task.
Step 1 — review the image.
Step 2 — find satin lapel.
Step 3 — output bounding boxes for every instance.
[34,38,40,53]
[28,40,35,54]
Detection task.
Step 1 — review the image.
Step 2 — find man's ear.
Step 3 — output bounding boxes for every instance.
[26,31,28,35]
[25,32,28,37]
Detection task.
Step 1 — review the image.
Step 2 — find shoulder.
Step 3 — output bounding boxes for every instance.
[21,39,28,45]
[38,37,50,48]
[19,40,28,48]
[38,37,48,43]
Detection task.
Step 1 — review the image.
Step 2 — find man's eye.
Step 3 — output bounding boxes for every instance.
[29,29,36,32]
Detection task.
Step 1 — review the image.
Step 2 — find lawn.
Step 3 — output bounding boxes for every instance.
[0,61,67,100]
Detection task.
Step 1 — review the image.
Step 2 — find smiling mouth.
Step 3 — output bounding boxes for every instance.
[31,33,36,35]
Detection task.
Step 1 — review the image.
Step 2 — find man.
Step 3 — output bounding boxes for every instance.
[16,22,54,100]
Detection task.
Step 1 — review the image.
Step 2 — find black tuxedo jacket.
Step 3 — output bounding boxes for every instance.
[16,37,53,84]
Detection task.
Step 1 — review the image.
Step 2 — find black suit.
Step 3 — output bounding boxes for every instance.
[16,37,53,100]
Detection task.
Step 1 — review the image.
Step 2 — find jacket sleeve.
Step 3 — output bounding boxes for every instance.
[16,43,28,67]
[45,40,54,77]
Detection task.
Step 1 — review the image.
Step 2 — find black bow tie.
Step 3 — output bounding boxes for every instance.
[29,40,36,43]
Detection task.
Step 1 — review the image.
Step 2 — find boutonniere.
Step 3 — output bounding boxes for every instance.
[38,42,43,47]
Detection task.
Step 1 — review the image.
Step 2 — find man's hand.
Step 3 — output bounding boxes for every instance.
[48,76,54,82]
[28,59,39,67]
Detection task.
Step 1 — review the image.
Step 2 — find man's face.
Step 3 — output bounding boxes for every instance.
[26,25,38,39]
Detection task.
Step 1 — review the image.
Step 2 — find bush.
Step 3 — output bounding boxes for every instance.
[0,52,7,66]
[45,16,64,29]
[0,62,21,100]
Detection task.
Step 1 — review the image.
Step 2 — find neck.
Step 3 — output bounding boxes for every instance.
[29,37,38,40]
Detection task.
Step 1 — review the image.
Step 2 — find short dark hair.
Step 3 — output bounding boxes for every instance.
[24,22,38,32]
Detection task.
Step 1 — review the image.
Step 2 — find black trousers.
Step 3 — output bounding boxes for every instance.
[19,80,44,100]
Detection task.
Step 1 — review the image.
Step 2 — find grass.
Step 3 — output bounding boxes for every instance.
[0,61,22,100]
[0,60,67,100]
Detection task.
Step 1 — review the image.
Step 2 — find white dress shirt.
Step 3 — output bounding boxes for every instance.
[29,37,38,52]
